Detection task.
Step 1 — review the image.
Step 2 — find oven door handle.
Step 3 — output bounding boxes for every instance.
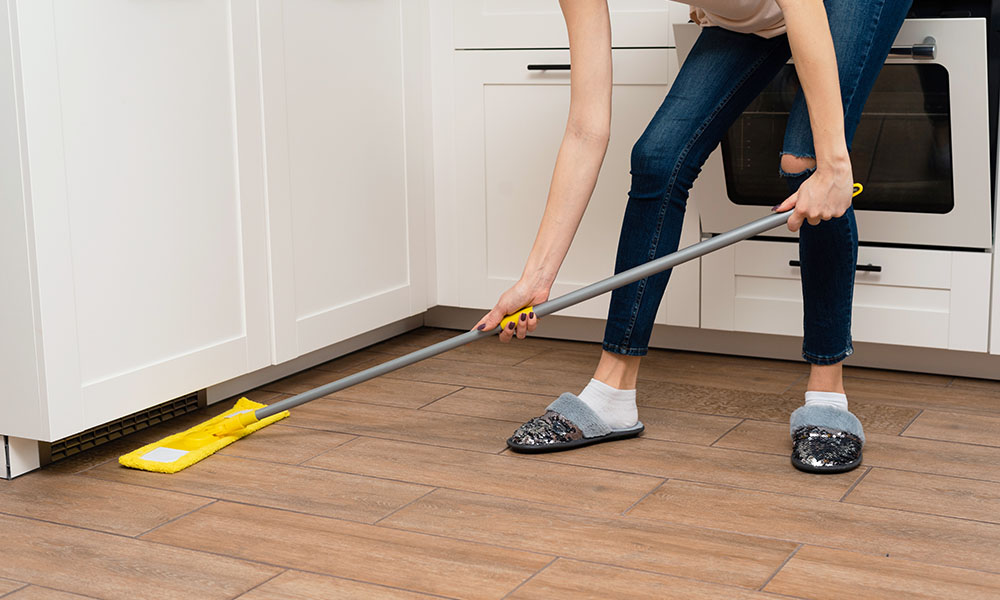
[887,36,936,60]
[789,260,882,273]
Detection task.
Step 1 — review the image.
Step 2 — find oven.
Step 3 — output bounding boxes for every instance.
[675,2,998,250]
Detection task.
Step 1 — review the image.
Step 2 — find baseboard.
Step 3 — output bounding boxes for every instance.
[423,305,1000,380]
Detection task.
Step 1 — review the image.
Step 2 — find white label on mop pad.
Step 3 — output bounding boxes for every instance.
[140,447,190,463]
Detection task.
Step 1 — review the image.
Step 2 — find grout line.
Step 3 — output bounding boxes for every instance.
[417,386,467,410]
[293,435,361,466]
[757,544,802,592]
[898,409,925,436]
[897,433,1000,450]
[135,499,219,539]
[500,556,559,599]
[621,479,668,516]
[780,373,809,395]
[0,582,27,599]
[708,418,746,447]
[510,347,550,367]
[228,569,285,600]
[372,487,439,525]
[838,466,872,502]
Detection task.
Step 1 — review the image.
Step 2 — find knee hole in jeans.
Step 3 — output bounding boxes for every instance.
[779,153,817,178]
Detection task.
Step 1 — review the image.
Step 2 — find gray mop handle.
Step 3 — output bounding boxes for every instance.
[253,211,790,420]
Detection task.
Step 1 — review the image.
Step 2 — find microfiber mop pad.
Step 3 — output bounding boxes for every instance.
[119,397,289,473]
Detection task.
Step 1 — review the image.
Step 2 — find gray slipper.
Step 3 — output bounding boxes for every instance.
[506,392,644,453]
[789,404,865,474]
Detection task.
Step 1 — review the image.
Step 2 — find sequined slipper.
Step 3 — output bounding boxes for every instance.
[507,392,644,453]
[789,404,865,474]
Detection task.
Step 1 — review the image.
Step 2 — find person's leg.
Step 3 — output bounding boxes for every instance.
[508,27,796,452]
[782,0,913,472]
[597,26,793,392]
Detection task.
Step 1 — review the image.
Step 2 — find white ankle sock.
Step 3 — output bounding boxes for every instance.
[804,390,848,411]
[577,378,638,429]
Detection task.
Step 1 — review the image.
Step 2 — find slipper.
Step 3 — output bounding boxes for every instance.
[789,404,864,474]
[506,392,644,453]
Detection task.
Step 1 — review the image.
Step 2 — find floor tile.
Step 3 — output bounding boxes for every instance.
[319,378,462,410]
[902,410,1000,447]
[86,454,429,524]
[765,545,1000,600]
[311,350,395,374]
[305,437,662,514]
[713,420,1000,483]
[217,424,355,465]
[843,365,953,386]
[143,501,550,600]
[0,512,279,600]
[0,579,25,596]
[844,468,1000,524]
[0,470,209,536]
[235,570,438,599]
[384,357,587,397]
[628,480,1000,574]
[380,488,796,589]
[519,349,803,394]
[522,436,861,500]
[508,559,786,600]
[283,399,514,453]
[950,376,1000,392]
[421,387,742,446]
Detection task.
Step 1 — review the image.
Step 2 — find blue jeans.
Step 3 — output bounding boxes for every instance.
[601,0,912,365]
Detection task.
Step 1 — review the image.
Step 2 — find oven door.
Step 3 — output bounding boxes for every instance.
[675,19,993,249]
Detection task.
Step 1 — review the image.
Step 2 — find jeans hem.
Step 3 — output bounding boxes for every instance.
[802,344,854,366]
[601,341,648,357]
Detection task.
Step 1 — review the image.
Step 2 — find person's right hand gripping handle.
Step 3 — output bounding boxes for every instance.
[471,0,613,342]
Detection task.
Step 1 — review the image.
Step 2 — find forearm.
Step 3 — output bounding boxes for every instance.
[522,128,610,288]
[779,0,850,169]
[522,0,612,289]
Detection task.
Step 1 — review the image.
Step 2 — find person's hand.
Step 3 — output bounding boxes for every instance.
[773,162,854,232]
[471,277,549,342]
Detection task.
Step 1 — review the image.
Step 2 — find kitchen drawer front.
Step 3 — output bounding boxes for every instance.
[453,0,689,49]
[702,240,991,352]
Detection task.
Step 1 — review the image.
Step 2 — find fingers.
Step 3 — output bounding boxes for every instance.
[787,209,804,232]
[526,309,538,334]
[472,307,504,334]
[515,310,528,340]
[773,191,798,214]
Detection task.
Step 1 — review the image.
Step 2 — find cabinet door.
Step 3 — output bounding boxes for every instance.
[15,1,270,440]
[453,0,691,49]
[450,49,699,328]
[702,240,992,352]
[261,0,430,363]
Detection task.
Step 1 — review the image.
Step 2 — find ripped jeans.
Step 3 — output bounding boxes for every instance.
[601,0,912,365]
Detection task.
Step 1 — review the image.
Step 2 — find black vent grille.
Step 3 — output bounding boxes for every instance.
[45,393,202,463]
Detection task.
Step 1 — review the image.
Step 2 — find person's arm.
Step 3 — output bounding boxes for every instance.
[773,0,854,231]
[472,0,612,340]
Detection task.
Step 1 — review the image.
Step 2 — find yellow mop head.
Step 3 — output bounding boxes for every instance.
[118,397,289,473]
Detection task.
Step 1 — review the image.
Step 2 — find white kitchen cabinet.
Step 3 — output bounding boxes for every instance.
[1,1,271,445]
[260,0,430,363]
[447,48,700,327]
[453,0,691,49]
[702,240,992,352]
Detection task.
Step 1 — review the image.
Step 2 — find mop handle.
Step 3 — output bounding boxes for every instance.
[253,208,802,421]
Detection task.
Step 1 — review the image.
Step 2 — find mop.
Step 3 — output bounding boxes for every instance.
[120,184,862,473]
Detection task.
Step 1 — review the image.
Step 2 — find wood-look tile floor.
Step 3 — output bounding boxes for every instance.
[4,327,1000,599]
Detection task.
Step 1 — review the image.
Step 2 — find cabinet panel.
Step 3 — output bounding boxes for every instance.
[453,49,700,327]
[262,0,429,362]
[15,1,270,439]
[454,0,691,49]
[702,240,991,352]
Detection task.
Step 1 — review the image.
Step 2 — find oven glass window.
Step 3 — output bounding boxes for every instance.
[722,63,953,213]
